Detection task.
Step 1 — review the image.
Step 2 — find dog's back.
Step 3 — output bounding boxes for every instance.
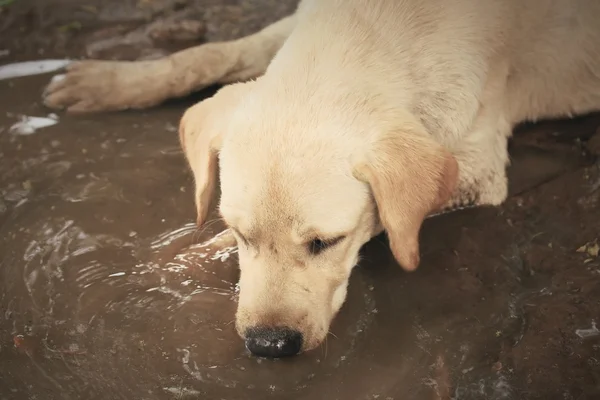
[267,0,600,144]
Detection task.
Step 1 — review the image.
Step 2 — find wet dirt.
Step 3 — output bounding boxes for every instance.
[1,1,600,399]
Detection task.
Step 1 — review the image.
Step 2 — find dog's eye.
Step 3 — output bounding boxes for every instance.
[308,236,345,256]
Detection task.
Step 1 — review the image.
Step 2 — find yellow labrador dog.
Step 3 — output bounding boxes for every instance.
[44,0,600,357]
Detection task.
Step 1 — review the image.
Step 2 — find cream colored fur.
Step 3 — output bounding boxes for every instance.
[45,0,600,352]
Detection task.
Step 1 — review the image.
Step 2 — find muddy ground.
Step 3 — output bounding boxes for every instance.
[0,1,599,399]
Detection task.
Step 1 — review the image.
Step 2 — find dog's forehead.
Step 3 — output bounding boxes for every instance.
[219,146,369,235]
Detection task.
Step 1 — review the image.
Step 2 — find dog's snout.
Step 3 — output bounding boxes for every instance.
[244,326,303,358]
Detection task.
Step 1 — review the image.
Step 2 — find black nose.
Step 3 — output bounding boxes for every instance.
[244,327,303,358]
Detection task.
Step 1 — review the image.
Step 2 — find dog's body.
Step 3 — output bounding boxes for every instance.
[44,0,600,356]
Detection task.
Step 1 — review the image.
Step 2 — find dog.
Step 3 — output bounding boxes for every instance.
[43,0,600,357]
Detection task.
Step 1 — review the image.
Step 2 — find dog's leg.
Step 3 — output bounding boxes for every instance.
[43,15,296,113]
[444,109,513,210]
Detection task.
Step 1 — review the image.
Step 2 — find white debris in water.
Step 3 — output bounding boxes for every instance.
[178,348,191,364]
[178,356,204,382]
[10,114,59,135]
[68,343,80,353]
[108,272,126,277]
[492,374,514,399]
[162,387,201,397]
[26,270,39,287]
[0,59,71,80]
[15,198,28,208]
[0,49,9,58]
[576,321,599,338]
[164,263,188,273]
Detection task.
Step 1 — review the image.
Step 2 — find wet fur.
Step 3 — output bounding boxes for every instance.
[45,0,600,352]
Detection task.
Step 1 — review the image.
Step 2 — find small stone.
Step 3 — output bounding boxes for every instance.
[577,241,599,258]
[588,243,599,257]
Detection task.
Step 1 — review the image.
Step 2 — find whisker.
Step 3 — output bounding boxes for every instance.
[191,228,203,244]
[191,217,226,243]
[327,331,339,340]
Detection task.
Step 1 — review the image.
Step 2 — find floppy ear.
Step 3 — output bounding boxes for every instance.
[179,82,255,226]
[353,112,458,271]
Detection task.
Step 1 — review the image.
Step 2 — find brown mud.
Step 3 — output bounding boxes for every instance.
[1,1,599,399]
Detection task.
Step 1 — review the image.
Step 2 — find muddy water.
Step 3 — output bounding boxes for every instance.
[1,70,600,399]
[0,73,384,399]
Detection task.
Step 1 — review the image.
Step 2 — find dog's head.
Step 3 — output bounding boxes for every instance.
[179,81,457,357]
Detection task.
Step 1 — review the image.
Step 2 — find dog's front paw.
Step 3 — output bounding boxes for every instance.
[443,171,509,212]
[42,60,171,113]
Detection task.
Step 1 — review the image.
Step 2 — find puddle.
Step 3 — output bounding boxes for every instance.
[1,1,600,398]
[1,72,598,400]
